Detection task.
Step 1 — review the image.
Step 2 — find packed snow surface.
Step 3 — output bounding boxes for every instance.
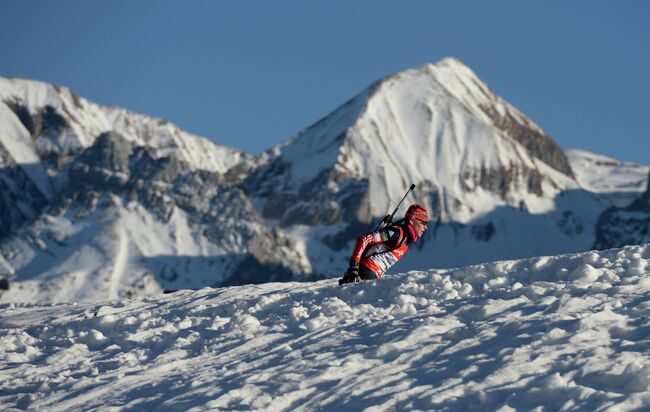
[2,244,650,411]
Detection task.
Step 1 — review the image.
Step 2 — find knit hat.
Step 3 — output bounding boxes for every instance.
[405,204,428,223]
[405,204,428,242]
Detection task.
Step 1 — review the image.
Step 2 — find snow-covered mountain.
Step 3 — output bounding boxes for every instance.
[0,78,310,303]
[1,58,648,303]
[2,244,649,410]
[0,77,252,238]
[246,58,577,226]
[0,77,249,173]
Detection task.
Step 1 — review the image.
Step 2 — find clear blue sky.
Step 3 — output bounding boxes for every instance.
[2,1,649,164]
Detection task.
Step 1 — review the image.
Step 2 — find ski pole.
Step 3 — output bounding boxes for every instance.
[375,184,416,231]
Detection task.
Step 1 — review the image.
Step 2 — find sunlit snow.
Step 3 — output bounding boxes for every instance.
[2,244,649,410]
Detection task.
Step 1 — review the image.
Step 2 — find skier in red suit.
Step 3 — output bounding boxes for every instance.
[339,204,429,284]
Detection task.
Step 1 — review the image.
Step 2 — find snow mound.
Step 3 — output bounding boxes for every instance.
[1,244,650,410]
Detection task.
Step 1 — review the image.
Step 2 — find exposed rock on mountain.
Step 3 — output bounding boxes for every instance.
[594,169,650,250]
[0,80,308,302]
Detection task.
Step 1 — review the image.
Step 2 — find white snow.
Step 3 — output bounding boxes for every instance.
[1,244,650,410]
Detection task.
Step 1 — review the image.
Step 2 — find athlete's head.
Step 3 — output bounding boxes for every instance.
[405,204,428,241]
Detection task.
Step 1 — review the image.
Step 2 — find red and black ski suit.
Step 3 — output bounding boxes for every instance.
[349,222,412,280]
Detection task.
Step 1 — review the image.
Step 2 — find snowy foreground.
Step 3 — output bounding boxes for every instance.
[2,245,650,411]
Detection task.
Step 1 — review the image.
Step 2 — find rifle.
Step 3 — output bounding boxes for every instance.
[375,184,416,231]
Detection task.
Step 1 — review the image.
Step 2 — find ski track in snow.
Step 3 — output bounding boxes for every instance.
[1,245,650,411]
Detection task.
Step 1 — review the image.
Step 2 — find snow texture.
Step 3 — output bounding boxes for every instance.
[2,244,650,411]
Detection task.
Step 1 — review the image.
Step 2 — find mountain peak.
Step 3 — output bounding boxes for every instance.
[248,59,577,226]
[415,57,471,73]
[372,59,568,176]
[423,57,478,82]
[411,57,490,101]
[437,56,469,67]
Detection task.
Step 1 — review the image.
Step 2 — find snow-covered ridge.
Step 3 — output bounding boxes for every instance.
[567,149,649,195]
[2,244,649,410]
[0,77,251,174]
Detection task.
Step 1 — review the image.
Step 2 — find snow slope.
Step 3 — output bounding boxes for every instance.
[2,244,649,411]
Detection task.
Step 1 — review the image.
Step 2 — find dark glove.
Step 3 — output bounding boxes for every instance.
[338,265,361,285]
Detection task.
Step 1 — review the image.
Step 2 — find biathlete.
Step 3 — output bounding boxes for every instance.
[339,204,428,285]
